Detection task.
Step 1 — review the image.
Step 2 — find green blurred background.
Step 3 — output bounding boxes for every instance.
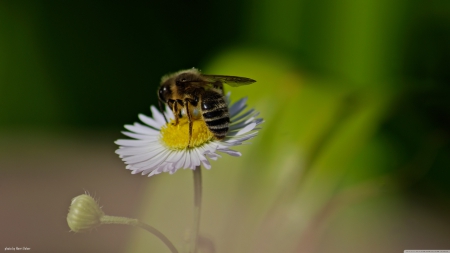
[1,1,449,253]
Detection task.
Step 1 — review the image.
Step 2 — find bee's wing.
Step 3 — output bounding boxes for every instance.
[202,75,256,87]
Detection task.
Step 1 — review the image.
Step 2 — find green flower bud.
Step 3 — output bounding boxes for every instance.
[67,194,105,233]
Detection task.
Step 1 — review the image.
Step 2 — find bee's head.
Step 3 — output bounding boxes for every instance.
[158,82,172,102]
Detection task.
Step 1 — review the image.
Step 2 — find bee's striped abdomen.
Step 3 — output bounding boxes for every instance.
[201,93,229,140]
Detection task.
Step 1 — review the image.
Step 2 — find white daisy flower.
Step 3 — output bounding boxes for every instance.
[115,93,263,177]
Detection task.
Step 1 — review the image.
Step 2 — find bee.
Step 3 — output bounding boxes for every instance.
[157,68,256,146]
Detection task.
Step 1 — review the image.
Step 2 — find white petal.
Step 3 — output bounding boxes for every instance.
[218,148,241,157]
[132,148,171,170]
[164,151,182,166]
[122,146,166,163]
[229,97,248,116]
[201,158,211,169]
[168,167,181,175]
[195,149,211,169]
[125,123,160,134]
[122,153,153,164]
[115,146,154,156]
[176,152,188,169]
[194,148,207,163]
[228,122,256,137]
[205,150,221,160]
[226,132,259,145]
[231,108,255,122]
[254,118,264,126]
[230,114,261,129]
[115,139,155,147]
[151,106,167,126]
[139,114,163,129]
[201,144,218,159]
[185,150,192,169]
[163,163,174,173]
[190,151,201,169]
[229,120,255,131]
[121,131,159,140]
[170,151,184,166]
[148,168,163,177]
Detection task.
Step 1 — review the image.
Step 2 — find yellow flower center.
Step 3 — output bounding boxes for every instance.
[160,117,214,150]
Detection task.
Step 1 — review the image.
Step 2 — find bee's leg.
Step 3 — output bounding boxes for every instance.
[171,100,179,125]
[184,100,193,148]
[158,100,168,123]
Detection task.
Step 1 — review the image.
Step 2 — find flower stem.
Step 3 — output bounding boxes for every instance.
[136,221,179,253]
[100,216,178,253]
[191,166,203,253]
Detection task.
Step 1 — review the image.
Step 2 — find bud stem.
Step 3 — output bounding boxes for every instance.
[100,215,179,253]
[136,221,179,253]
[100,215,138,225]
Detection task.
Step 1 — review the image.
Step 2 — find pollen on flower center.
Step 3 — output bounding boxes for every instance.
[160,117,214,150]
